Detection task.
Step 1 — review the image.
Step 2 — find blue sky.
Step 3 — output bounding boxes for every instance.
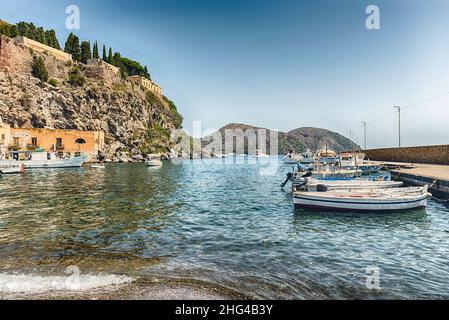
[1,0,449,148]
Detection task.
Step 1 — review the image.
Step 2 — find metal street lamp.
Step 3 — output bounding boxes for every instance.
[393,106,401,148]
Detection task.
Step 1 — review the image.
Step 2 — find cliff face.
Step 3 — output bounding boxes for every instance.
[0,35,183,160]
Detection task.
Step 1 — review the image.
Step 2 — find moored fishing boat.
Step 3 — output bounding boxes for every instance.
[283,152,299,164]
[0,151,87,169]
[91,163,105,169]
[145,155,162,167]
[294,177,403,192]
[0,164,24,174]
[293,186,431,211]
[254,150,269,159]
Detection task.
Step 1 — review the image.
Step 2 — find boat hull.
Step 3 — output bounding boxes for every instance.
[303,179,404,191]
[293,193,428,211]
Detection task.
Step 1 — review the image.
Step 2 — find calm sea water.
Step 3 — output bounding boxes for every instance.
[1,157,449,299]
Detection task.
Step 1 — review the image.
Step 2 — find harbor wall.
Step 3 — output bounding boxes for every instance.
[365,145,449,165]
[391,171,449,197]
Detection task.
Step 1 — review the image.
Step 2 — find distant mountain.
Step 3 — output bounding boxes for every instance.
[287,127,358,153]
[201,123,358,155]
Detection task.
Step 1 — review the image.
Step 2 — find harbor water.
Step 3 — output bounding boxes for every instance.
[1,157,449,299]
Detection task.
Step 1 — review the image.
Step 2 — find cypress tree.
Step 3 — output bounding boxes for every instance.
[80,41,92,64]
[92,41,99,59]
[36,27,46,45]
[107,48,113,64]
[45,30,60,49]
[65,33,81,61]
[102,45,107,61]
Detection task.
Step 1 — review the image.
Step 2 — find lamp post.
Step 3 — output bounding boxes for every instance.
[362,122,367,151]
[393,106,401,148]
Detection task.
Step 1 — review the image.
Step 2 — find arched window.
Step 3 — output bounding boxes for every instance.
[75,138,86,144]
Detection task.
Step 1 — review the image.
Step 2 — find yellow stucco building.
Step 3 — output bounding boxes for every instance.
[0,123,104,161]
[129,75,163,95]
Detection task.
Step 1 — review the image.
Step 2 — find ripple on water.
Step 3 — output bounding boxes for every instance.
[1,160,449,299]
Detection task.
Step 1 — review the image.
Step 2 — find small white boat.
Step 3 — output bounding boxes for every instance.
[254,150,269,158]
[91,163,105,169]
[283,152,299,164]
[0,164,24,174]
[145,155,162,167]
[295,177,403,192]
[293,186,431,211]
[299,151,315,164]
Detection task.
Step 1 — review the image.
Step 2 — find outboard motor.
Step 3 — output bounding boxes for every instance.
[281,172,294,188]
[316,184,328,192]
[301,170,313,178]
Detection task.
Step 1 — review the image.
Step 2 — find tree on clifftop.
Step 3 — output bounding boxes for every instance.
[81,41,92,64]
[64,32,81,62]
[92,41,99,59]
[45,30,60,49]
[102,45,107,61]
[36,27,47,45]
[107,47,113,64]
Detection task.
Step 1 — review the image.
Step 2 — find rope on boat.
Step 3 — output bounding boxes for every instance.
[431,196,449,202]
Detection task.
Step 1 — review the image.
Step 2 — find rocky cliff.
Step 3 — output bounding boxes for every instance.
[0,35,183,160]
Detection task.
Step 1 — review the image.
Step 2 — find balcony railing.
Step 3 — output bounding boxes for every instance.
[26,144,38,150]
[8,145,19,151]
[53,144,65,150]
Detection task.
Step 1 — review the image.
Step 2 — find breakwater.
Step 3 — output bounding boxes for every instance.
[365,145,449,165]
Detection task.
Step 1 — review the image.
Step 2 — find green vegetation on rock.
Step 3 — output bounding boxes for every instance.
[68,67,86,86]
[31,56,49,82]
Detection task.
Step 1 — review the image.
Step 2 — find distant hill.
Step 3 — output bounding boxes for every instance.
[287,127,358,152]
[201,123,358,155]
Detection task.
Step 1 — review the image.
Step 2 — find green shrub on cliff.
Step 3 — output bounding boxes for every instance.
[31,56,49,82]
[68,67,86,87]
[48,78,58,87]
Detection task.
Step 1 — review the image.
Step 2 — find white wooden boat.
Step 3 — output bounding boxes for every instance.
[0,165,23,174]
[295,177,403,192]
[91,163,105,169]
[339,152,366,167]
[283,153,299,164]
[299,151,315,164]
[145,155,162,167]
[0,152,87,169]
[254,150,269,158]
[293,186,431,211]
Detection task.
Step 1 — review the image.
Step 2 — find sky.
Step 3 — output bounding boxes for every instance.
[1,0,449,148]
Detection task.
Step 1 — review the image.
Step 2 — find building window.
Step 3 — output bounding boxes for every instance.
[1,134,5,141]
[31,137,38,146]
[13,137,20,147]
[75,138,86,144]
[56,138,62,146]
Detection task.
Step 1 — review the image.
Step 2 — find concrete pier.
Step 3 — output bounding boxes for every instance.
[382,162,449,197]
